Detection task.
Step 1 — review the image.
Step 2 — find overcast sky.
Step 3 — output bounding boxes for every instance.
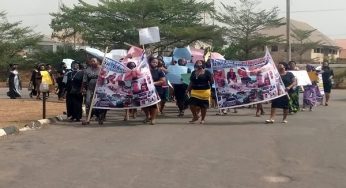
[1,0,346,39]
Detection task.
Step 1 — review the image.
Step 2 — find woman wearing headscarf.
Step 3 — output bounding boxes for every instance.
[321,62,334,106]
[7,63,22,99]
[265,62,296,124]
[142,57,166,125]
[187,60,213,124]
[302,64,318,111]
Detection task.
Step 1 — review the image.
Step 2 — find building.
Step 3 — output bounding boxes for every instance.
[335,39,346,63]
[261,19,340,64]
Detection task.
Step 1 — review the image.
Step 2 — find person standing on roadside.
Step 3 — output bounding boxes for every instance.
[7,63,22,99]
[65,61,84,122]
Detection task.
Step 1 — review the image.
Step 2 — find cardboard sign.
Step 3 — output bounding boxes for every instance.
[289,70,312,86]
[139,27,160,45]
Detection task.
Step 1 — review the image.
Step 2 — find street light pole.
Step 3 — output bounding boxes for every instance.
[286,0,291,61]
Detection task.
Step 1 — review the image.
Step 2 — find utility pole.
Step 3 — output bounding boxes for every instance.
[286,0,291,61]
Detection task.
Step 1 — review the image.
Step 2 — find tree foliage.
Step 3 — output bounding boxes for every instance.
[215,0,283,60]
[28,45,87,70]
[291,28,320,63]
[50,0,224,52]
[0,11,43,68]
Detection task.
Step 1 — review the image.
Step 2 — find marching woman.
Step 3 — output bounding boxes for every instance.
[142,57,166,125]
[266,62,296,124]
[287,60,300,113]
[321,62,334,106]
[187,60,213,124]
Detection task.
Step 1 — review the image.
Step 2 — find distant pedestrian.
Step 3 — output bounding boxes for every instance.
[55,70,65,100]
[7,63,22,99]
[29,64,38,98]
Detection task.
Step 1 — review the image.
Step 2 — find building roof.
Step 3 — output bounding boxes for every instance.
[261,19,338,47]
[335,39,346,49]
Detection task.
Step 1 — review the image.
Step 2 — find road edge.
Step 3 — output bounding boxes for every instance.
[0,115,67,137]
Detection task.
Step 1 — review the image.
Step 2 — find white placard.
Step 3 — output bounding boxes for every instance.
[139,26,160,45]
[289,70,312,86]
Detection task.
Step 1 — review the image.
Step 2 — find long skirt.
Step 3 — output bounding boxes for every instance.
[289,88,300,113]
[173,84,188,111]
[303,85,317,107]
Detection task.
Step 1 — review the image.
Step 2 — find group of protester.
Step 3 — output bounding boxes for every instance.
[7,53,334,125]
[266,61,333,124]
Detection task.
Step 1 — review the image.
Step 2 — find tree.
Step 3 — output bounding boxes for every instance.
[291,28,320,63]
[50,0,224,52]
[215,0,283,60]
[28,45,87,70]
[0,11,42,68]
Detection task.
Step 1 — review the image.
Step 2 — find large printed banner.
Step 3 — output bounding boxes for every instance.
[93,56,161,109]
[211,51,287,109]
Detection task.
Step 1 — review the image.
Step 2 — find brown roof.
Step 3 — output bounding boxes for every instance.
[335,39,346,49]
[261,19,338,47]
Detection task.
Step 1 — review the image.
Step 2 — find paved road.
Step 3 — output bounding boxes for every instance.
[1,90,346,188]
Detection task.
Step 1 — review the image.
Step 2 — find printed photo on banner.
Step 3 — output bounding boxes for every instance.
[211,50,286,109]
[93,55,160,109]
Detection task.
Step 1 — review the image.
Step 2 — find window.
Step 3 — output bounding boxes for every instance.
[271,45,278,52]
[314,48,321,53]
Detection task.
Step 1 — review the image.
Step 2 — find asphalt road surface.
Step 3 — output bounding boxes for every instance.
[1,90,346,188]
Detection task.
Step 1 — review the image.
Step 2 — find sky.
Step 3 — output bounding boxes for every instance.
[1,0,346,39]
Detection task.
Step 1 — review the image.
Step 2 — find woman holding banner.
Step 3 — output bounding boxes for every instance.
[266,62,296,124]
[187,60,213,124]
[82,58,107,125]
[142,57,166,125]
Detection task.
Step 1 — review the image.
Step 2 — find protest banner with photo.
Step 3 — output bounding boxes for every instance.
[317,73,325,96]
[92,56,161,110]
[211,51,287,109]
[288,70,312,86]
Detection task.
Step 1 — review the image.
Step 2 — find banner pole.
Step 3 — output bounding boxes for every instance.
[85,46,109,124]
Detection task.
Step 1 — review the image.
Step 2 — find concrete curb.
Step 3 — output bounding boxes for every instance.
[0,115,67,137]
[0,126,19,137]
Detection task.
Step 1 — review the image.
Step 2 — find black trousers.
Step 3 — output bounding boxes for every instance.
[173,84,188,111]
[67,93,83,120]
